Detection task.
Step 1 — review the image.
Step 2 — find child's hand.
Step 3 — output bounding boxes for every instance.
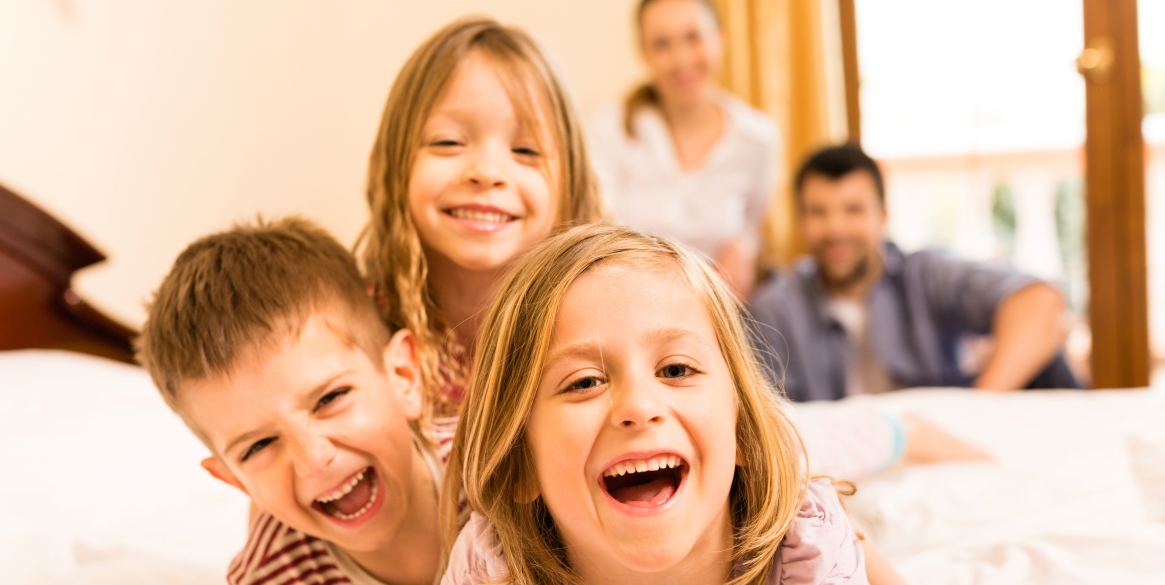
[900,413,993,465]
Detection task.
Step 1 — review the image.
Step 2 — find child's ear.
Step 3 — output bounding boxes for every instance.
[383,329,423,421]
[202,457,248,495]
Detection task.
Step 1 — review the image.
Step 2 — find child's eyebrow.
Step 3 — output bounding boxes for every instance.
[645,326,712,350]
[298,371,352,410]
[544,327,711,367]
[545,341,602,366]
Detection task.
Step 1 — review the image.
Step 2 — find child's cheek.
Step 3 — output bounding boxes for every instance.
[527,399,602,498]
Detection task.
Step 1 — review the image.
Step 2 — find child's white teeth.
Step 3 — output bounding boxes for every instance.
[316,470,365,504]
[603,456,684,477]
[332,480,379,521]
[449,208,510,223]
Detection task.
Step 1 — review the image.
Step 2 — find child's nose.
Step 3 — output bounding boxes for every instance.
[464,146,506,188]
[289,432,337,478]
[609,375,667,429]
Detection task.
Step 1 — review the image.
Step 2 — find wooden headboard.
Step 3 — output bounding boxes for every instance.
[0,183,137,363]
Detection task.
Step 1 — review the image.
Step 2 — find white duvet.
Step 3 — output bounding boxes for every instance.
[822,389,1165,584]
[0,350,249,585]
[3,350,1164,584]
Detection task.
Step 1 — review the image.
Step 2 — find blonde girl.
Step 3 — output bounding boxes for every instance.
[443,223,869,584]
[358,17,605,435]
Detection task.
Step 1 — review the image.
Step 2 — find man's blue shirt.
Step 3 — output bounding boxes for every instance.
[749,241,1079,402]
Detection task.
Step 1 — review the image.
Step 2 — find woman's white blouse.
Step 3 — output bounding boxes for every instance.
[588,93,780,260]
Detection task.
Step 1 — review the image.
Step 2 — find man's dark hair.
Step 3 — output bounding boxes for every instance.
[793,144,885,205]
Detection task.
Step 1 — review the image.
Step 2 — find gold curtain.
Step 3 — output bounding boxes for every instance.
[715,0,849,268]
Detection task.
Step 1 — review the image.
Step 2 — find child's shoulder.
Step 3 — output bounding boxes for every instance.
[228,511,354,585]
[441,512,509,585]
[770,478,868,584]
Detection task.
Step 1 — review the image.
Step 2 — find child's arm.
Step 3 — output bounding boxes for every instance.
[860,539,907,585]
[792,403,990,481]
[899,412,992,465]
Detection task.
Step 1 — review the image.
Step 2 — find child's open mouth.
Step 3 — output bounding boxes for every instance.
[601,455,687,509]
[312,466,380,522]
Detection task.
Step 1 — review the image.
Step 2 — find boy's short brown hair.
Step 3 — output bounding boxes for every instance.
[137,217,390,431]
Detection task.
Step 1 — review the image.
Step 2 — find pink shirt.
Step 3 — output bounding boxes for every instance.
[442,478,868,584]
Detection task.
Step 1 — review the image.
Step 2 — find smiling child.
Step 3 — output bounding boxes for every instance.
[443,223,868,584]
[137,218,441,585]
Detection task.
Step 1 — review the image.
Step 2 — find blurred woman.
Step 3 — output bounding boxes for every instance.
[589,0,779,297]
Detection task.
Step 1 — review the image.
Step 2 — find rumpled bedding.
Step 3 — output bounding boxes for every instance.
[4,350,1165,584]
[804,389,1165,585]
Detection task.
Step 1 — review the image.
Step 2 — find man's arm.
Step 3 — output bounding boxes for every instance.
[972,283,1067,391]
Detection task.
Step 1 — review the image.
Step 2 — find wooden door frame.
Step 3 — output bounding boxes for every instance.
[1081,0,1149,388]
[837,0,1150,388]
[838,0,861,145]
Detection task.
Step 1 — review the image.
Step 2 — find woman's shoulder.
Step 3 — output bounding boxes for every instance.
[770,478,868,584]
[442,512,510,585]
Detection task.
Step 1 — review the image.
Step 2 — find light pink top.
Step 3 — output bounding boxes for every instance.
[442,478,867,584]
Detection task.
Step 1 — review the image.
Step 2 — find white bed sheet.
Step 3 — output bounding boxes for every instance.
[0,350,249,585]
[5,350,1165,584]
[810,389,1165,585]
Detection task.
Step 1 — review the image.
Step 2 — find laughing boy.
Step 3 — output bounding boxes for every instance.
[137,218,441,585]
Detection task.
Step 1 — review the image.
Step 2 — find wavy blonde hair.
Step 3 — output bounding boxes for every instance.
[357,17,605,417]
[444,223,806,584]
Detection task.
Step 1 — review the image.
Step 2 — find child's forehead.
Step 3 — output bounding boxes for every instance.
[176,314,385,442]
[557,261,717,341]
[448,48,557,131]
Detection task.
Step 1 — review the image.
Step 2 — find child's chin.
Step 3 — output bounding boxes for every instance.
[608,542,691,575]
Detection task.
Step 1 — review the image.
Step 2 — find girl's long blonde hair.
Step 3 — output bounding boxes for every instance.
[357,17,605,416]
[444,223,806,584]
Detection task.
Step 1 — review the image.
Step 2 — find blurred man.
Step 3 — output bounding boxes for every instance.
[751,144,1080,402]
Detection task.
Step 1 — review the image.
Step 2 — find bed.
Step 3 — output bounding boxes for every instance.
[824,389,1165,584]
[0,184,249,584]
[2,184,1164,584]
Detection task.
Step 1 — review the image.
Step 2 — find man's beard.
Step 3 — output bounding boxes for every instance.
[818,251,871,292]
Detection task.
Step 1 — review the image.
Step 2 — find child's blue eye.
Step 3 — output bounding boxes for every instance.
[658,363,697,379]
[564,376,604,393]
[314,387,351,412]
[241,437,275,463]
[513,146,540,157]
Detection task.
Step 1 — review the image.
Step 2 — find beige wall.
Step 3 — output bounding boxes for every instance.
[0,0,642,326]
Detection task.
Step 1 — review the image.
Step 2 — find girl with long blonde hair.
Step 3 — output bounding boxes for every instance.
[443,223,868,584]
[357,17,605,445]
